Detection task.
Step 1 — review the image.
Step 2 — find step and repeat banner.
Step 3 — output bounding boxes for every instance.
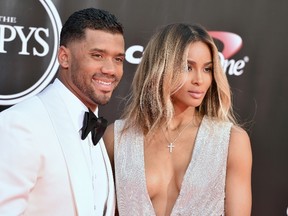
[0,0,287,215]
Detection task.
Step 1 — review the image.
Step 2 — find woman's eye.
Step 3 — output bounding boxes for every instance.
[204,67,213,72]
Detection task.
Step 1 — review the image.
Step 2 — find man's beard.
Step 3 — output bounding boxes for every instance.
[71,72,113,105]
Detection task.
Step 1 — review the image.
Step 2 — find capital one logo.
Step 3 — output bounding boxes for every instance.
[0,0,62,105]
[125,31,249,76]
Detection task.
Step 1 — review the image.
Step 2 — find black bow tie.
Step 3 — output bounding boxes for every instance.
[81,109,108,146]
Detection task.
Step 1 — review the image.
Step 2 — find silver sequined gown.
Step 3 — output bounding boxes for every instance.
[114,116,232,216]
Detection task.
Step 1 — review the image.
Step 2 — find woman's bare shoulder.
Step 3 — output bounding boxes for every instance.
[228,125,252,168]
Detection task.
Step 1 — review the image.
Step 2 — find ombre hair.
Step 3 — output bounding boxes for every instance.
[122,23,237,135]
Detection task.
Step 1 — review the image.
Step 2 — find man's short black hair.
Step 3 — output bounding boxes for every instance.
[60,8,123,46]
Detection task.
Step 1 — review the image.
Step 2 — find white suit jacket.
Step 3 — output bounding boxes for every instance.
[0,82,115,216]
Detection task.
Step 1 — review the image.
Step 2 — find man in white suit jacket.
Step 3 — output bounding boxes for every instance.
[0,8,125,215]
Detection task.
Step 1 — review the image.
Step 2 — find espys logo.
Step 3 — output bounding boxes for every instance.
[125,31,249,76]
[0,0,62,105]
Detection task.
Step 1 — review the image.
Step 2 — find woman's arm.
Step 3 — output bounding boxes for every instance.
[225,126,252,216]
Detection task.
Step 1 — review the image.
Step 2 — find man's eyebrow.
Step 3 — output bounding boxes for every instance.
[89,48,105,53]
[89,48,125,56]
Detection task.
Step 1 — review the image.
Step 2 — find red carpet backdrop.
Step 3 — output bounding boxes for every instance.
[0,0,287,215]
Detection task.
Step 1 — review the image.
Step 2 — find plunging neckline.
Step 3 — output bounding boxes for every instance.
[140,116,206,215]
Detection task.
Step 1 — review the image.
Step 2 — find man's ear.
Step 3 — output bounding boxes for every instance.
[58,46,69,69]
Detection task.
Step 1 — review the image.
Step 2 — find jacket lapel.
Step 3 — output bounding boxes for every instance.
[38,84,94,215]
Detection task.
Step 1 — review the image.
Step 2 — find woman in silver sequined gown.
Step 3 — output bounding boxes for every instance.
[104,23,252,216]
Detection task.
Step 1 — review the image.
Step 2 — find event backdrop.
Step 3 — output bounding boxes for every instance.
[0,0,287,215]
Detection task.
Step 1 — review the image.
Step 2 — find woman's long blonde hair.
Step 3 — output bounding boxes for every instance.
[122,23,236,135]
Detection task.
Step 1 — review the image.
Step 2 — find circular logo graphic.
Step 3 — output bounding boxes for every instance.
[0,0,62,105]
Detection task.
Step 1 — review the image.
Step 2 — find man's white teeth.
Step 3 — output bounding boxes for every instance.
[97,80,112,85]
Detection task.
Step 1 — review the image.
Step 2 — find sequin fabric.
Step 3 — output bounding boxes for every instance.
[114,116,232,216]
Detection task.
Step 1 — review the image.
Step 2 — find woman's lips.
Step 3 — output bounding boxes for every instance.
[188,90,204,99]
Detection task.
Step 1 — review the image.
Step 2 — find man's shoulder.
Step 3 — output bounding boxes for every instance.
[0,84,59,120]
[1,96,40,114]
